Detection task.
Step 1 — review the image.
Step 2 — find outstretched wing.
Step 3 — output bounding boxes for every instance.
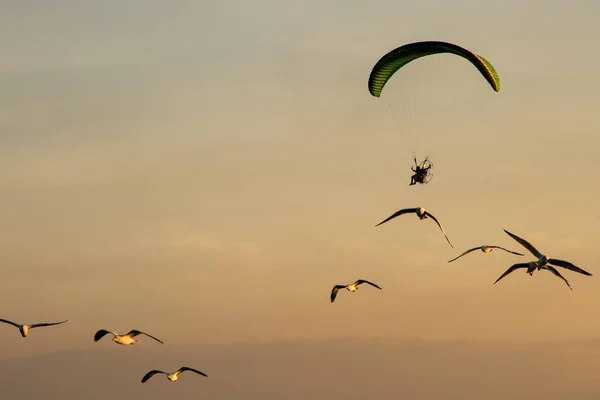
[374,208,417,227]
[447,247,480,263]
[355,280,382,290]
[548,259,592,276]
[490,246,524,256]
[126,330,164,344]
[141,370,167,383]
[424,211,453,248]
[503,230,542,258]
[0,319,20,328]
[330,285,346,303]
[93,329,115,342]
[544,265,572,290]
[30,320,68,329]
[176,366,208,378]
[494,263,529,285]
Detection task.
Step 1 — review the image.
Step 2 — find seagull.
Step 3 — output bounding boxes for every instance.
[503,229,592,276]
[494,261,572,289]
[330,279,382,303]
[375,207,453,248]
[448,245,524,263]
[141,367,207,383]
[0,319,67,337]
[94,329,163,345]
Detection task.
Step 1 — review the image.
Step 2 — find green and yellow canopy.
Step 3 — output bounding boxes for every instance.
[368,41,500,98]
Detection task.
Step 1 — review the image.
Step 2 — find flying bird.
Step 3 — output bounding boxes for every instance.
[503,229,592,276]
[448,245,524,263]
[141,367,207,383]
[331,279,382,303]
[94,329,163,345]
[0,319,67,337]
[375,207,453,248]
[494,261,572,289]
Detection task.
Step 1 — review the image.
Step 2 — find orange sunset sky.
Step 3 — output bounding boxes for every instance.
[0,1,599,399]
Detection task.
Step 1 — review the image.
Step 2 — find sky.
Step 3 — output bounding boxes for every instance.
[1,0,600,398]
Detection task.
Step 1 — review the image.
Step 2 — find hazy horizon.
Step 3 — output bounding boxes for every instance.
[3,338,600,399]
[1,0,600,398]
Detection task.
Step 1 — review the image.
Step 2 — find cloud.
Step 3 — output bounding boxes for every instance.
[137,224,266,261]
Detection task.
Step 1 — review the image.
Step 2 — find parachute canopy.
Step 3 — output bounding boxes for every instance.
[368,41,500,98]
